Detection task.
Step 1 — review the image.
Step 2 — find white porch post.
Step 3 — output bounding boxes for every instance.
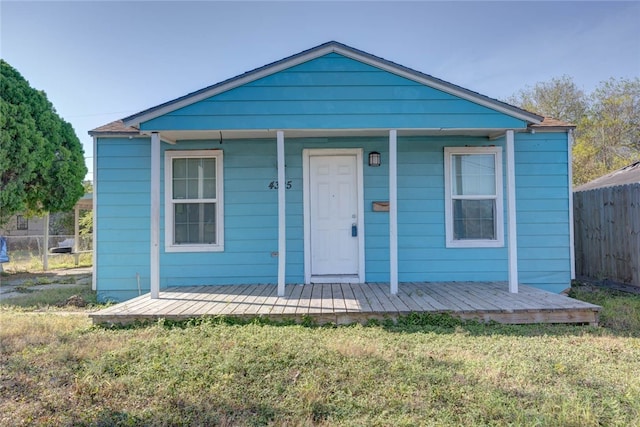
[389,130,398,294]
[150,132,160,299]
[277,130,286,297]
[505,130,519,293]
[568,129,576,280]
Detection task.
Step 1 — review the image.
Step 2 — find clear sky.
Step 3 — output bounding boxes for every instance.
[2,1,639,181]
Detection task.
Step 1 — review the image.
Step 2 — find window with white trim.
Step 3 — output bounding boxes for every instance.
[444,147,503,248]
[165,150,224,252]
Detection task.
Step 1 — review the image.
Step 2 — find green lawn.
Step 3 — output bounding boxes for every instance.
[1,284,639,426]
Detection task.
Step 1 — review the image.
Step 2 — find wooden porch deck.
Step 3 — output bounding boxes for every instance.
[90,282,600,326]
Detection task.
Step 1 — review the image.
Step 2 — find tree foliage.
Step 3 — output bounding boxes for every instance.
[0,60,87,226]
[508,76,640,185]
[506,75,588,126]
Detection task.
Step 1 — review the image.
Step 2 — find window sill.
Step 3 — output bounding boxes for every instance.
[165,244,224,253]
[446,240,504,249]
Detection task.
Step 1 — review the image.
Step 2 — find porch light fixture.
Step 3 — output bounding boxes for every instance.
[368,151,381,167]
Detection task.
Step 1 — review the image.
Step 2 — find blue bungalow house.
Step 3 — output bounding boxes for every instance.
[90,41,575,303]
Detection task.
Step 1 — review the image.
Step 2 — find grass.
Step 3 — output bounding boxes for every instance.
[3,252,92,273]
[0,284,97,309]
[569,283,640,334]
[1,286,639,426]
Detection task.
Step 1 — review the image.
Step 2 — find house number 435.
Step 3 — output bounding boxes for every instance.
[268,180,292,190]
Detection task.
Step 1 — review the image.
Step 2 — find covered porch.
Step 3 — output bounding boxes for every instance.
[90,281,600,326]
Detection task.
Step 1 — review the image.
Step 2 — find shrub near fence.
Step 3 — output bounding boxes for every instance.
[1,234,93,271]
[574,183,640,286]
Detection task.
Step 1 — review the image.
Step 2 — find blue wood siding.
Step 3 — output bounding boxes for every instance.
[96,132,571,301]
[95,137,151,302]
[140,53,526,131]
[514,132,571,293]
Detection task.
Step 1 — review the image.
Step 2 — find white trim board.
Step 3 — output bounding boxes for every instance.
[443,146,504,248]
[302,148,365,284]
[163,149,225,253]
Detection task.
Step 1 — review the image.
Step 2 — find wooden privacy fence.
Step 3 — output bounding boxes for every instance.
[574,183,640,286]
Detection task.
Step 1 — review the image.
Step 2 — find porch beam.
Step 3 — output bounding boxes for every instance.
[505,130,518,293]
[277,130,286,297]
[150,132,160,299]
[389,129,398,294]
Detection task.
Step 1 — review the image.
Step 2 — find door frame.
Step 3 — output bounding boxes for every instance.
[303,148,365,284]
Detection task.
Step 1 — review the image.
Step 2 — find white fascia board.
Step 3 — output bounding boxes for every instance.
[124,43,541,128]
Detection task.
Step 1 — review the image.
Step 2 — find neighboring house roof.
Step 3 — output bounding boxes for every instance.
[75,193,93,210]
[117,41,545,129]
[574,161,640,191]
[531,116,574,129]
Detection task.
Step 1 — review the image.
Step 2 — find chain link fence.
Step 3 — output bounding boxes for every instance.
[1,234,92,272]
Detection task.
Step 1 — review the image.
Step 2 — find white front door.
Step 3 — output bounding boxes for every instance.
[308,153,361,280]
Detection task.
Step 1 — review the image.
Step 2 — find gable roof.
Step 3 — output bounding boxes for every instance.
[574,161,640,191]
[121,41,544,128]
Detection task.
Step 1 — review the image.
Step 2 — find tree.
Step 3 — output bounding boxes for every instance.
[0,60,87,226]
[507,76,640,185]
[505,75,588,125]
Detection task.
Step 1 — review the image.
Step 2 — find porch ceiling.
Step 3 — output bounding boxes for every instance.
[153,128,525,142]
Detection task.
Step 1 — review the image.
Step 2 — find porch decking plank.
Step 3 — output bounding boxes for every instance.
[228,285,263,316]
[282,285,305,315]
[383,287,413,313]
[474,283,543,311]
[205,284,252,316]
[89,282,600,326]
[251,284,279,315]
[358,283,385,312]
[366,283,399,313]
[233,284,262,315]
[402,283,450,311]
[168,287,220,316]
[150,287,199,315]
[308,284,323,314]
[99,293,151,315]
[349,283,373,313]
[425,283,478,312]
[321,284,334,314]
[295,284,314,315]
[458,283,516,311]
[270,284,297,315]
[437,283,493,311]
[332,284,347,313]
[394,285,427,312]
[186,286,232,316]
[441,283,502,311]
[341,284,361,312]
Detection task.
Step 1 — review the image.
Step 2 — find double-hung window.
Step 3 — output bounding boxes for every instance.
[444,147,503,248]
[165,150,224,252]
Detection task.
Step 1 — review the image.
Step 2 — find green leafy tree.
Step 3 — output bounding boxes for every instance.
[505,75,588,125]
[507,76,640,185]
[0,60,87,226]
